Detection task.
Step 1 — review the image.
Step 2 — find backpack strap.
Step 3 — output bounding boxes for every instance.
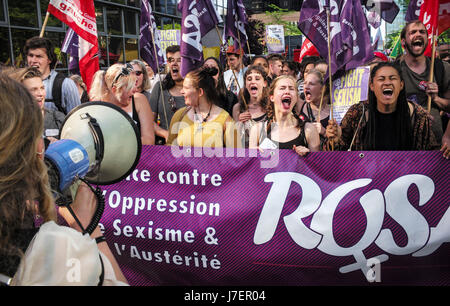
[45,72,67,115]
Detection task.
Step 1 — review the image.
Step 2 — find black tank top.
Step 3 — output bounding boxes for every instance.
[299,102,328,129]
[131,96,141,132]
[260,121,308,150]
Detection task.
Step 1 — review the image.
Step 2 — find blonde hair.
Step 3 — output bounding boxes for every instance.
[266,75,302,129]
[89,64,137,101]
[0,74,56,260]
[1,66,42,83]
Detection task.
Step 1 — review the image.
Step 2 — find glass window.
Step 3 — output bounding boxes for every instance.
[154,0,165,14]
[40,0,62,28]
[96,5,105,33]
[45,31,68,69]
[106,6,123,35]
[108,36,124,65]
[8,0,38,27]
[11,28,39,67]
[127,0,140,8]
[0,27,11,65]
[125,37,138,62]
[98,36,108,67]
[166,0,177,15]
[124,10,136,35]
[0,0,5,22]
[154,14,162,30]
[110,0,126,4]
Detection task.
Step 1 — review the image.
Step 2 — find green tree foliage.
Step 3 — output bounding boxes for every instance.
[264,4,301,36]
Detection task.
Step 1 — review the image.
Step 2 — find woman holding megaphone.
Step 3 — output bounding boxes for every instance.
[0,74,128,286]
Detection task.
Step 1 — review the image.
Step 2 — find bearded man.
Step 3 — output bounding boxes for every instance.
[398,20,450,144]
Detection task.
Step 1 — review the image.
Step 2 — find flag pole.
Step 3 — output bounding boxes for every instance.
[149,25,169,134]
[40,12,50,37]
[427,27,437,113]
[317,86,326,124]
[326,7,334,151]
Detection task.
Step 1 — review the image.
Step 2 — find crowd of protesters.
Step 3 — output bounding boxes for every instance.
[0,20,449,157]
[0,19,450,286]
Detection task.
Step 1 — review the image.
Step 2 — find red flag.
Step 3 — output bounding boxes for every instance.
[418,0,440,56]
[438,0,450,35]
[47,0,99,91]
[299,38,319,62]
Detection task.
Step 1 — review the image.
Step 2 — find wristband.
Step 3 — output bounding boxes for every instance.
[95,236,106,244]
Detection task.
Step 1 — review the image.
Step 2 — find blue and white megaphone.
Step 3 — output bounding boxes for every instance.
[45,101,142,193]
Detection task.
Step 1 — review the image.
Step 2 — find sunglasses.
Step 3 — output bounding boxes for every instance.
[112,63,133,87]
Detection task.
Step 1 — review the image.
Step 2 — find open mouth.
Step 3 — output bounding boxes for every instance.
[172,68,179,75]
[411,39,424,48]
[249,85,258,95]
[281,97,292,109]
[304,89,312,100]
[411,39,423,47]
[382,88,394,98]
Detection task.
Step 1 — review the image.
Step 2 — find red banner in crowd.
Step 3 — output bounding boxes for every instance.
[47,0,99,90]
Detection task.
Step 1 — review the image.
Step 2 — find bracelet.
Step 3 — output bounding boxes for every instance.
[95,236,106,244]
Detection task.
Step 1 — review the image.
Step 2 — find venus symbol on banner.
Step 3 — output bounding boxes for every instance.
[254,173,450,280]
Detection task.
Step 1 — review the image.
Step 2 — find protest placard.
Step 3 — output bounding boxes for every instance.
[265,25,285,54]
[332,66,371,124]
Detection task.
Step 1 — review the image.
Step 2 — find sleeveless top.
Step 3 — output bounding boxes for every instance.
[259,121,308,150]
[299,102,329,129]
[127,96,141,132]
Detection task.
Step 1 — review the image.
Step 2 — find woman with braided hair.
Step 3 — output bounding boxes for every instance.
[249,75,320,156]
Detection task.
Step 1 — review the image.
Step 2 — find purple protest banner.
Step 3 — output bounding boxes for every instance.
[140,0,164,74]
[224,0,249,50]
[178,0,222,77]
[61,28,80,75]
[99,146,450,286]
[298,0,374,76]
[361,0,400,24]
[405,0,421,22]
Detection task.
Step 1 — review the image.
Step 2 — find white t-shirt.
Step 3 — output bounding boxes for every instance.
[11,221,127,286]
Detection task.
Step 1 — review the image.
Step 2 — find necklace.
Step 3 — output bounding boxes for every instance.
[193,104,212,133]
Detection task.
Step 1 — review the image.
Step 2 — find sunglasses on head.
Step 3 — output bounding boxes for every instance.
[112,63,134,87]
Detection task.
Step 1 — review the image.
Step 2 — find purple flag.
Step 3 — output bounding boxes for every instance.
[140,0,164,74]
[61,28,80,75]
[405,0,421,22]
[98,146,450,286]
[361,0,400,24]
[224,0,248,51]
[178,0,223,77]
[344,0,374,70]
[298,0,374,76]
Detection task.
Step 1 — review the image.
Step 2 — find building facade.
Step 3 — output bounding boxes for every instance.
[0,0,227,72]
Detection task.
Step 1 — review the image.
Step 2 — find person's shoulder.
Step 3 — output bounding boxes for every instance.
[173,106,189,119]
[61,75,79,90]
[409,101,428,116]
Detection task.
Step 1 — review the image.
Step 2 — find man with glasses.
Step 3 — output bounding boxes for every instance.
[149,45,185,144]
